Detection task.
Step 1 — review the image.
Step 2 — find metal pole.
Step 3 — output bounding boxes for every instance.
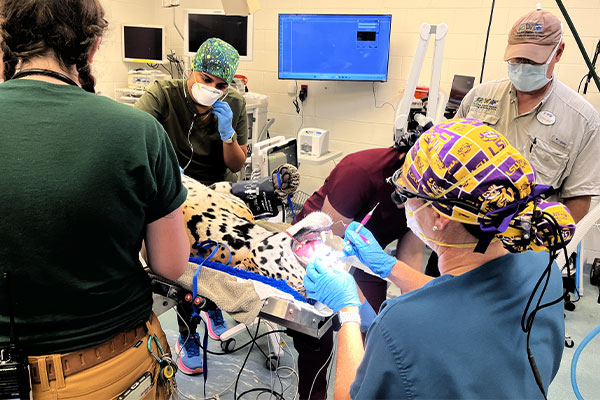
[555,0,600,92]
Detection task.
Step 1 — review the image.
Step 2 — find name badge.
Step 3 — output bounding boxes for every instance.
[536,110,556,126]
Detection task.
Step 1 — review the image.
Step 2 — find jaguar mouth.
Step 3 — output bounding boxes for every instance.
[292,227,338,268]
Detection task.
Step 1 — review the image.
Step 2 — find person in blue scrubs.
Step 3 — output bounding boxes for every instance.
[305,119,576,399]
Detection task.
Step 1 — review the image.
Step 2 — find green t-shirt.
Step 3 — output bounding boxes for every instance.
[0,80,187,355]
[134,79,248,185]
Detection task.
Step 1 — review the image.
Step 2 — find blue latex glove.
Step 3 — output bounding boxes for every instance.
[304,257,360,313]
[343,221,397,279]
[212,100,235,141]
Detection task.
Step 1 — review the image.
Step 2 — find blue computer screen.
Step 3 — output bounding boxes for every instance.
[278,14,392,81]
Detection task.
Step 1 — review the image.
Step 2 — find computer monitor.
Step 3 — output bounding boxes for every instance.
[267,138,298,174]
[184,9,254,61]
[251,137,297,177]
[447,75,475,108]
[122,25,166,64]
[278,14,392,81]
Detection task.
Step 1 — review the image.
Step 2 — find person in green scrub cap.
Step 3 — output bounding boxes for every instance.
[135,38,249,375]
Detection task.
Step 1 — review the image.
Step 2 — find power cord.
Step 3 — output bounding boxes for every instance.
[291,81,300,114]
[175,312,292,400]
[520,211,574,400]
[307,336,337,400]
[372,82,395,111]
[146,50,185,79]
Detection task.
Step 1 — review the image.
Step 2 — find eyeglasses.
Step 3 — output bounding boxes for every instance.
[386,167,482,214]
[386,168,429,206]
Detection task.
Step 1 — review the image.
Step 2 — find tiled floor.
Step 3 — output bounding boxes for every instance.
[160,261,600,400]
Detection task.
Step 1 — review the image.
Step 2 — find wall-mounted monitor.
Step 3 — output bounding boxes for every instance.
[278,14,392,82]
[185,9,254,61]
[122,25,166,64]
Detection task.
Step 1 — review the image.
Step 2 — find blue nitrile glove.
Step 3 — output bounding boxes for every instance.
[343,221,397,279]
[212,100,235,141]
[304,257,360,313]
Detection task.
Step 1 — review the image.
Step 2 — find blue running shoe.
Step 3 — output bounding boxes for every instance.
[202,309,228,340]
[176,333,203,375]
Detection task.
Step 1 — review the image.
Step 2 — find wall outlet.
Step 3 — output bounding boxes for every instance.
[299,84,308,102]
[162,0,179,7]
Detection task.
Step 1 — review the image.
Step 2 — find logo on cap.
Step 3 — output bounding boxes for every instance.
[516,22,544,38]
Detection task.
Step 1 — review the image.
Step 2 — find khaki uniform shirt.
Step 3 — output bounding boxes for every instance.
[457,78,600,199]
[135,79,248,185]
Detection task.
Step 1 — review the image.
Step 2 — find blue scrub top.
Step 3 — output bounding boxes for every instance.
[350,251,564,399]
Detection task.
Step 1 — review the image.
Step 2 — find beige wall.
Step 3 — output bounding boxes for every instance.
[93,0,162,99]
[94,0,600,195]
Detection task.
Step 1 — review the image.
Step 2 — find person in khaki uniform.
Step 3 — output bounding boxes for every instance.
[457,9,600,223]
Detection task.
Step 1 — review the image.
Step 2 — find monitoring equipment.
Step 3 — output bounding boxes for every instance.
[184,9,254,61]
[122,25,166,64]
[252,137,298,178]
[127,69,169,91]
[278,14,392,81]
[245,92,269,150]
[445,74,475,118]
[298,128,329,157]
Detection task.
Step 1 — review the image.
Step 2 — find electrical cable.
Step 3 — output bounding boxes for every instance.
[571,325,600,400]
[244,324,284,399]
[577,74,588,94]
[519,210,573,400]
[307,336,337,400]
[173,7,185,40]
[297,103,304,136]
[291,80,300,114]
[234,320,260,400]
[372,82,396,111]
[324,339,338,396]
[264,321,299,400]
[480,0,496,84]
[583,39,600,94]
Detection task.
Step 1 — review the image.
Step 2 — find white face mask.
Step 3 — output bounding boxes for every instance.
[404,202,427,244]
[191,82,223,106]
[507,39,561,93]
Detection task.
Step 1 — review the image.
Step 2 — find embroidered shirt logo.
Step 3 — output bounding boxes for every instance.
[473,96,499,111]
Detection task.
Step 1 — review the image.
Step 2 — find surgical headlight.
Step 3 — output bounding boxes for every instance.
[386,167,482,215]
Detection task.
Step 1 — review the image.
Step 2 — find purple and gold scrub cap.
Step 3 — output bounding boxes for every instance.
[191,38,240,84]
[400,118,575,253]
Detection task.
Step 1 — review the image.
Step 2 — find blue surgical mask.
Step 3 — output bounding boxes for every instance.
[507,63,551,92]
[507,40,561,92]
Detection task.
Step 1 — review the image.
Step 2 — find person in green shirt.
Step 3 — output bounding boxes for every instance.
[135,37,249,186]
[136,37,248,375]
[0,0,189,398]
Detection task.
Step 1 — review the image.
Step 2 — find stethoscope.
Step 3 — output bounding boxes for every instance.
[181,79,227,171]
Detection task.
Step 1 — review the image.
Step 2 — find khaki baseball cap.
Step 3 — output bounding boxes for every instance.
[504,10,563,64]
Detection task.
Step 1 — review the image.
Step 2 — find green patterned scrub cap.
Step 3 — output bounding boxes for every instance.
[191,38,240,84]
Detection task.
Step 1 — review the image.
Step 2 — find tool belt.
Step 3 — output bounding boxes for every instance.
[28,323,147,384]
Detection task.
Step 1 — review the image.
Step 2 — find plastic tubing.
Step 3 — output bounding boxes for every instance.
[571,325,600,400]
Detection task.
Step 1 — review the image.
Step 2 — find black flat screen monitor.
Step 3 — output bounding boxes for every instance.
[447,75,475,107]
[278,14,392,81]
[122,25,165,63]
[267,139,298,173]
[185,9,253,61]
